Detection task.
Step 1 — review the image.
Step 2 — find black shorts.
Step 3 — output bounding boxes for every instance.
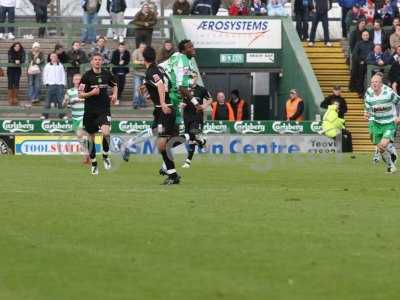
[83,111,111,134]
[184,115,203,135]
[152,107,178,137]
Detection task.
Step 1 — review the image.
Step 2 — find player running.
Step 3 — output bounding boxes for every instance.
[63,73,90,164]
[79,53,118,175]
[364,73,400,173]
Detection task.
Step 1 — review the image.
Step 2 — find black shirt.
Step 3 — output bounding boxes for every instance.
[320,94,348,119]
[184,84,211,118]
[81,68,116,114]
[215,104,228,120]
[145,63,171,106]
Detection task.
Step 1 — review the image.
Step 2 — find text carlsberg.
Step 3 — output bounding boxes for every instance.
[119,121,151,134]
[234,121,265,134]
[272,121,304,134]
[203,122,228,134]
[41,120,73,133]
[2,120,34,133]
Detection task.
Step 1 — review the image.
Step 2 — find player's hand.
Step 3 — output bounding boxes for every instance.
[91,87,100,96]
[364,112,370,120]
[161,104,171,114]
[395,117,400,125]
[110,94,118,104]
[196,104,204,112]
[180,103,187,109]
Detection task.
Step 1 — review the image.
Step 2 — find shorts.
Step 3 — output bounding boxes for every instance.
[152,107,178,137]
[370,122,397,145]
[184,115,203,135]
[72,118,83,132]
[83,111,111,134]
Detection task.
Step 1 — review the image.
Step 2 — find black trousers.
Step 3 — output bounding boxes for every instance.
[135,29,153,48]
[341,7,351,38]
[7,68,21,89]
[295,8,309,40]
[115,74,126,99]
[309,12,330,43]
[33,5,48,37]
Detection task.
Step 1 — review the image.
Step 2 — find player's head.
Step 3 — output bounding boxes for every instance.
[72,73,82,87]
[49,52,59,64]
[371,73,383,92]
[91,53,103,69]
[143,46,157,64]
[178,39,196,58]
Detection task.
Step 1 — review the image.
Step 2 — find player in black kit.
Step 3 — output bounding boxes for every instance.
[182,71,212,168]
[79,53,118,175]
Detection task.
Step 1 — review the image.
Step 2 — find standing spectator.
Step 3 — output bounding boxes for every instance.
[366,44,391,66]
[349,30,374,95]
[172,0,190,15]
[7,42,25,105]
[157,39,175,64]
[27,42,45,106]
[370,19,388,50]
[191,0,213,15]
[308,0,332,47]
[131,3,157,48]
[228,0,250,16]
[0,0,15,40]
[211,0,221,14]
[144,0,158,15]
[211,92,235,121]
[132,42,146,109]
[106,0,126,41]
[91,36,111,67]
[230,89,249,121]
[29,0,50,38]
[390,24,400,52]
[344,4,365,36]
[284,89,304,121]
[111,42,130,104]
[338,0,366,38]
[268,0,287,16]
[251,0,267,15]
[294,0,311,41]
[42,52,66,119]
[80,0,102,46]
[349,18,367,52]
[47,43,68,64]
[66,41,88,88]
[389,45,400,92]
[320,86,348,119]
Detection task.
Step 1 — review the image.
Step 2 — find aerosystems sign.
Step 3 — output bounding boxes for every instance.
[181,19,282,49]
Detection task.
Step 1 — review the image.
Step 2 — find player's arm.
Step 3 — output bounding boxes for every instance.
[156,80,171,114]
[201,90,213,110]
[62,93,69,107]
[364,101,371,120]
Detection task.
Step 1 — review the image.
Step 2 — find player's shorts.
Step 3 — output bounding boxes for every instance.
[83,111,111,134]
[184,115,203,135]
[72,118,83,132]
[152,106,178,137]
[370,122,397,145]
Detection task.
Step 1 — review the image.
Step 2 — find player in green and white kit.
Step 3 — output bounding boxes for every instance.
[364,74,400,173]
[63,73,89,164]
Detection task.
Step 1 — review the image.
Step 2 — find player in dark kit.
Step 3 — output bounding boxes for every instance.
[143,46,181,185]
[182,71,212,168]
[79,53,118,175]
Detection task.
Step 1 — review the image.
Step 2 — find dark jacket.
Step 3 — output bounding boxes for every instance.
[8,48,26,70]
[191,0,213,15]
[366,51,392,65]
[349,27,367,51]
[27,51,45,69]
[211,0,221,15]
[172,0,191,15]
[337,0,366,9]
[66,49,88,70]
[389,55,400,83]
[132,10,157,29]
[311,0,332,14]
[111,49,130,75]
[353,40,374,62]
[29,0,51,7]
[320,94,348,118]
[230,99,250,120]
[157,48,175,64]
[294,0,313,14]
[106,0,126,13]
[369,29,389,50]
[81,0,102,13]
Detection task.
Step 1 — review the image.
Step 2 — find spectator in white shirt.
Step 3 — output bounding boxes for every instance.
[42,53,67,119]
[0,0,16,40]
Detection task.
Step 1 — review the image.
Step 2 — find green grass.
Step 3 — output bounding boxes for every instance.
[0,154,400,300]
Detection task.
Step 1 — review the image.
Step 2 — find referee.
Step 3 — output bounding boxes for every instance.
[79,53,118,175]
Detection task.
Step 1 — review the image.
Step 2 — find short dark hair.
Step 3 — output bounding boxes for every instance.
[91,53,103,60]
[119,42,125,46]
[178,39,191,52]
[143,46,156,63]
[72,40,80,46]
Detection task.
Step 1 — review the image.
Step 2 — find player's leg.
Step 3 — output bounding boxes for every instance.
[87,133,98,175]
[158,137,180,185]
[376,123,397,172]
[100,124,112,170]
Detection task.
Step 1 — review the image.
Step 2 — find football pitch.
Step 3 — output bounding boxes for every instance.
[1,154,399,300]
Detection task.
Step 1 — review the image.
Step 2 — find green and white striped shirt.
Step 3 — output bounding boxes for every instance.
[66,88,84,121]
[364,85,400,124]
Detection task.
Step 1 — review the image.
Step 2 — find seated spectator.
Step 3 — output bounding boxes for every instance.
[378,0,394,26]
[30,0,49,38]
[211,0,221,15]
[191,0,213,15]
[251,0,267,16]
[268,0,287,16]
[172,0,190,15]
[345,4,365,38]
[230,89,249,121]
[111,42,130,104]
[157,39,175,64]
[27,42,45,106]
[387,16,399,35]
[370,19,388,50]
[132,42,146,109]
[80,0,101,46]
[228,0,249,16]
[361,0,375,24]
[42,52,66,120]
[308,0,332,47]
[349,30,374,95]
[349,18,367,52]
[106,0,127,42]
[211,92,235,121]
[320,86,348,119]
[47,43,68,64]
[7,42,25,106]
[284,89,304,122]
[366,44,391,65]
[131,3,157,48]
[389,45,400,92]
[294,0,311,41]
[390,24,400,52]
[0,0,15,40]
[91,36,111,67]
[66,41,88,88]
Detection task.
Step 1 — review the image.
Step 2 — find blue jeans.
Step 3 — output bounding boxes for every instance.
[81,12,97,43]
[28,74,41,101]
[0,6,15,34]
[43,84,65,119]
[133,74,145,107]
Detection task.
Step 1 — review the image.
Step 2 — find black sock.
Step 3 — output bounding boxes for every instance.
[161,150,177,178]
[102,135,110,159]
[88,138,96,160]
[187,143,195,161]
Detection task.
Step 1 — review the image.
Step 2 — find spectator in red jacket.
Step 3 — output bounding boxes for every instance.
[229,0,249,16]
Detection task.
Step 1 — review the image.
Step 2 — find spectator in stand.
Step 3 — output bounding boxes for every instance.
[349,18,367,52]
[338,0,366,38]
[144,0,158,15]
[378,0,394,26]
[211,0,221,14]
[131,3,157,48]
[42,52,66,119]
[268,0,287,16]
[349,30,374,95]
[106,0,126,42]
[111,42,130,104]
[7,42,25,106]
[284,89,304,122]
[229,0,250,16]
[390,24,400,52]
[345,4,365,36]
[230,89,249,121]
[389,45,400,92]
[361,0,375,24]
[387,16,399,35]
[173,0,190,15]
[47,43,68,64]
[211,92,235,121]
[308,0,332,47]
[66,41,88,88]
[366,44,391,68]
[320,86,348,119]
[27,42,45,106]
[0,0,15,40]
[132,42,146,109]
[157,39,175,64]
[30,0,50,38]
[80,0,102,46]
[91,36,111,67]
[251,0,267,15]
[294,0,311,41]
[191,0,214,15]
[370,19,389,50]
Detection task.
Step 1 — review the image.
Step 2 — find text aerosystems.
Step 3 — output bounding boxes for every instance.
[196,20,268,32]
